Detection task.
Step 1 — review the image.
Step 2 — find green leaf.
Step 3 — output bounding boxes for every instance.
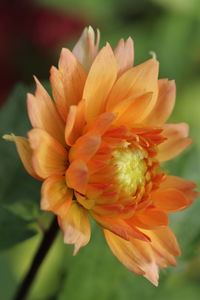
[3,199,40,221]
[0,83,44,208]
[0,207,37,250]
[0,83,33,202]
[0,84,41,249]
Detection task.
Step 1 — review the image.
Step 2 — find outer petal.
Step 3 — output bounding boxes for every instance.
[28,129,68,179]
[92,213,151,242]
[72,26,100,71]
[50,49,86,121]
[104,229,145,275]
[83,43,117,122]
[132,209,169,229]
[59,202,91,255]
[104,226,180,286]
[41,175,72,213]
[3,134,39,179]
[66,159,89,194]
[106,58,159,115]
[58,48,87,106]
[157,123,192,162]
[114,37,134,76]
[129,238,160,286]
[160,175,198,203]
[104,229,160,285]
[143,79,176,126]
[141,227,179,269]
[151,188,190,212]
[27,77,65,145]
[50,66,66,121]
[143,227,181,258]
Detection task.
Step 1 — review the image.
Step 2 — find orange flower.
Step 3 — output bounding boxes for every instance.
[4,26,198,285]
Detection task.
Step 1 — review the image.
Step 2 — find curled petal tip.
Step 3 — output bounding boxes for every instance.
[72,26,100,71]
[127,36,133,42]
[2,134,14,141]
[145,269,159,286]
[151,279,159,287]
[149,51,157,60]
[33,75,40,86]
[88,25,94,34]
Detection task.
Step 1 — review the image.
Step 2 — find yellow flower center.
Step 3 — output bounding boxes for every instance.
[111,146,147,196]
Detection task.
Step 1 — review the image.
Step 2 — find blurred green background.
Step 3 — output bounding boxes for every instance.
[0,0,200,299]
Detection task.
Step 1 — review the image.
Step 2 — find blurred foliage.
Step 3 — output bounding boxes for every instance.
[0,85,39,250]
[0,0,200,299]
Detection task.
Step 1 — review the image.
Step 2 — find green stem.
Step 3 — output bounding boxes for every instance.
[13,217,59,300]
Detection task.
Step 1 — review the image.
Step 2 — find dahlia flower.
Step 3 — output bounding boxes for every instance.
[4,26,198,285]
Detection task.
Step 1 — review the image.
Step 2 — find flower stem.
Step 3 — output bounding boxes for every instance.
[13,217,59,300]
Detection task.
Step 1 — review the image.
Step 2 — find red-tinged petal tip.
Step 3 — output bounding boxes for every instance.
[59,203,91,255]
[144,261,159,286]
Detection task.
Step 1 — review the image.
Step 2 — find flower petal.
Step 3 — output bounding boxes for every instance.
[114,37,134,76]
[50,66,66,121]
[65,105,77,146]
[75,191,95,210]
[84,112,115,135]
[140,227,179,269]
[65,100,86,146]
[59,202,91,255]
[104,229,145,276]
[65,100,85,146]
[66,159,89,194]
[106,58,159,114]
[3,134,39,179]
[152,188,190,212]
[72,26,100,71]
[160,176,198,203]
[133,209,169,229]
[41,175,72,213]
[28,129,68,179]
[143,227,181,258]
[27,77,65,145]
[93,213,151,241]
[69,134,101,162]
[104,229,159,285]
[143,79,176,126]
[83,43,117,122]
[105,226,180,286]
[129,239,160,286]
[50,49,86,121]
[157,123,192,162]
[113,92,153,126]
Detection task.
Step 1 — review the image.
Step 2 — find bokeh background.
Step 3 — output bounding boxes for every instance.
[0,0,200,299]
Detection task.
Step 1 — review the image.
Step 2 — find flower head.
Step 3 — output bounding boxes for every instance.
[4,26,198,286]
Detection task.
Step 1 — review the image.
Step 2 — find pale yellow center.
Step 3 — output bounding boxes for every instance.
[111,147,147,196]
